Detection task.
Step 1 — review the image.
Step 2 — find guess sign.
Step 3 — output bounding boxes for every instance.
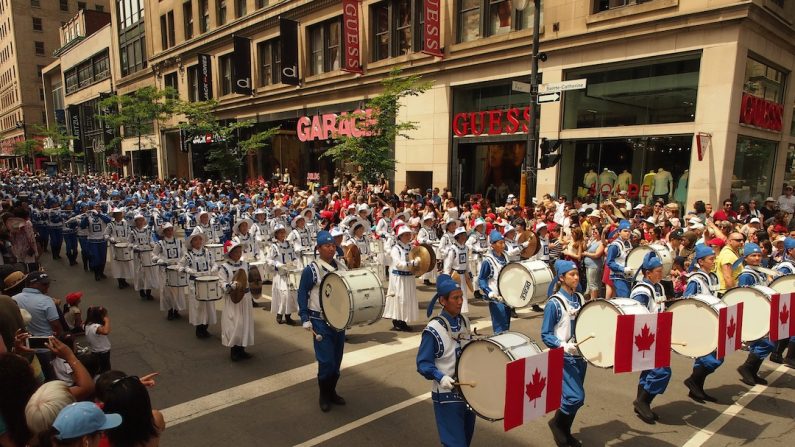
[423,0,443,57]
[296,109,375,142]
[452,107,532,136]
[342,0,363,74]
[739,92,783,132]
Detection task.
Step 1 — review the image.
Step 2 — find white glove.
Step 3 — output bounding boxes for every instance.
[488,291,501,301]
[522,240,530,248]
[110,238,116,244]
[413,257,422,266]
[302,321,312,331]
[439,375,456,391]
[230,281,239,291]
[624,267,634,277]
[277,264,288,275]
[562,342,579,356]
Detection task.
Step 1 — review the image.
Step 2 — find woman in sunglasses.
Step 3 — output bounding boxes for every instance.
[95,371,164,447]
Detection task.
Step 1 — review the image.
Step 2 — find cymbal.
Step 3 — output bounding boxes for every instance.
[451,271,474,293]
[231,268,248,304]
[344,244,362,269]
[409,243,436,277]
[518,230,539,258]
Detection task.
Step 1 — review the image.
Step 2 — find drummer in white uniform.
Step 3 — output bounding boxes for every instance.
[266,223,298,325]
[478,230,511,334]
[192,211,220,244]
[437,218,459,262]
[217,241,254,361]
[153,223,186,322]
[466,218,489,298]
[179,231,218,338]
[289,214,314,268]
[232,218,260,262]
[503,224,528,262]
[384,225,421,332]
[443,227,472,314]
[417,274,476,446]
[130,214,158,301]
[342,218,373,264]
[417,213,439,286]
[105,208,134,290]
[375,206,393,238]
[252,209,271,244]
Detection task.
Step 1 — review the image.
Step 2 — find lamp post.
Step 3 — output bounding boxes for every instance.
[518,0,542,207]
[15,121,29,171]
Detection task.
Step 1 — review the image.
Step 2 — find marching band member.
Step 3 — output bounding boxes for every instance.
[466,219,489,298]
[503,225,527,262]
[72,204,91,271]
[153,223,186,322]
[418,213,439,286]
[532,223,550,264]
[289,213,314,268]
[682,244,722,403]
[62,203,79,266]
[252,209,271,245]
[130,215,158,301]
[437,218,459,262]
[606,220,635,297]
[266,223,298,325]
[478,230,511,333]
[179,231,217,338]
[47,202,64,260]
[269,206,288,234]
[629,252,670,424]
[192,211,220,244]
[356,204,372,228]
[376,206,394,238]
[385,225,420,331]
[105,208,134,290]
[736,243,775,386]
[82,202,111,281]
[331,227,347,265]
[232,218,260,261]
[771,237,795,366]
[298,231,348,412]
[542,260,586,447]
[342,219,372,264]
[443,227,472,314]
[417,274,476,446]
[217,241,254,361]
[303,208,318,240]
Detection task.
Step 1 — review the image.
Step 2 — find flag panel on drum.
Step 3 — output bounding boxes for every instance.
[717,303,743,360]
[614,312,672,373]
[770,293,794,342]
[503,348,563,431]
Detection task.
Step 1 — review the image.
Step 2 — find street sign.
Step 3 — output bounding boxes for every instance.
[538,79,587,94]
[537,93,561,104]
[511,81,532,93]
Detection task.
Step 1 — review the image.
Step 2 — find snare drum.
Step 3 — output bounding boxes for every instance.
[369,239,384,255]
[723,286,777,341]
[455,332,542,421]
[165,265,189,288]
[498,260,555,308]
[667,295,727,357]
[320,269,385,331]
[301,252,316,268]
[136,246,154,267]
[194,276,222,301]
[113,243,133,262]
[770,274,795,294]
[205,244,224,262]
[287,268,303,291]
[575,298,650,368]
[468,254,483,281]
[626,244,673,277]
[248,261,267,298]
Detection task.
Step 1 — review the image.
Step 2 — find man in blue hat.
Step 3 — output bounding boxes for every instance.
[298,230,348,412]
[629,251,670,424]
[771,237,795,366]
[478,230,511,333]
[542,260,587,446]
[52,401,122,445]
[81,202,112,281]
[605,220,635,297]
[417,274,476,446]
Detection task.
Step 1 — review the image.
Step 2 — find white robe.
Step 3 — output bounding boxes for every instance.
[217,260,254,347]
[153,237,186,312]
[130,227,159,291]
[105,220,134,280]
[179,248,218,326]
[267,241,298,315]
[383,242,418,323]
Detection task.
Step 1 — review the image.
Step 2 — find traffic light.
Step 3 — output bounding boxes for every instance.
[539,138,562,169]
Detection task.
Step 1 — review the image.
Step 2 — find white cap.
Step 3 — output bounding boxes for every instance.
[749,217,761,224]
[689,222,705,230]
[397,225,413,237]
[634,204,644,210]
[589,210,601,218]
[688,217,701,225]
[454,227,467,237]
[330,227,344,238]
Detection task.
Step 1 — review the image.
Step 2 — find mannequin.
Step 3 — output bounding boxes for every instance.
[642,170,656,205]
[617,169,633,192]
[598,168,617,197]
[653,168,673,203]
[583,169,598,193]
[674,170,688,209]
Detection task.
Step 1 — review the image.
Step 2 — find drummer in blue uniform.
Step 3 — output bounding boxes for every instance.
[605,220,635,297]
[417,274,476,447]
[682,244,722,403]
[478,230,511,334]
[542,260,586,447]
[297,230,347,412]
[629,252,670,424]
[770,237,795,366]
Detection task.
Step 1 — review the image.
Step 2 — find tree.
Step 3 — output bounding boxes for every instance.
[322,68,432,184]
[14,124,76,171]
[13,139,40,171]
[176,99,278,179]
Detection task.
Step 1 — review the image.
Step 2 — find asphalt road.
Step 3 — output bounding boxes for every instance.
[39,253,794,447]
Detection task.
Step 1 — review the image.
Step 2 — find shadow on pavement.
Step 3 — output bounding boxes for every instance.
[345,330,399,345]
[653,399,721,427]
[577,420,678,446]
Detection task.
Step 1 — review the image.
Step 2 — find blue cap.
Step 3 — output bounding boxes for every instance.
[489,230,504,244]
[617,220,631,231]
[317,230,334,246]
[743,242,762,257]
[52,402,122,440]
[554,260,577,279]
[426,274,462,318]
[641,251,663,271]
[785,237,795,251]
[689,244,715,271]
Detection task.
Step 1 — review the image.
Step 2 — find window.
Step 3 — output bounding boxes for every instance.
[187,65,200,102]
[256,0,268,8]
[236,0,247,18]
[31,0,41,7]
[35,41,44,55]
[257,39,280,86]
[36,65,44,78]
[60,0,69,12]
[117,0,147,76]
[39,88,44,101]
[94,51,109,79]
[457,0,539,43]
[164,72,179,98]
[65,70,78,94]
[308,19,341,75]
[732,136,778,203]
[744,57,786,103]
[199,0,209,33]
[78,1,86,10]
[217,0,227,26]
[96,5,104,12]
[219,53,233,95]
[32,17,42,31]
[78,61,93,87]
[371,0,426,61]
[593,0,654,14]
[160,12,176,49]
[183,1,193,39]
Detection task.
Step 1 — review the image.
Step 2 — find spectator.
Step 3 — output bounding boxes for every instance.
[25,381,76,447]
[96,372,165,447]
[581,226,605,301]
[50,402,122,447]
[777,185,795,214]
[717,232,745,294]
[12,271,62,380]
[761,197,777,222]
[0,352,39,447]
[0,270,26,353]
[84,307,112,374]
[712,199,738,222]
[63,292,84,334]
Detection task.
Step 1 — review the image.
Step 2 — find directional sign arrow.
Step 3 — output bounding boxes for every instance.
[537,92,561,104]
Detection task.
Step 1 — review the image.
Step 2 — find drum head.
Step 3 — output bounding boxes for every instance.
[626,246,651,275]
[498,261,551,308]
[518,230,539,258]
[320,273,351,331]
[770,275,795,294]
[723,286,773,341]
[575,298,648,368]
[667,296,725,358]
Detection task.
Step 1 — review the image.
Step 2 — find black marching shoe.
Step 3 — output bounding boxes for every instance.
[173,310,181,319]
[145,290,154,301]
[684,366,713,403]
[770,340,787,364]
[140,290,147,299]
[547,410,569,446]
[284,314,295,326]
[167,309,175,321]
[399,320,412,332]
[195,325,209,339]
[423,279,432,286]
[318,378,332,412]
[392,320,401,331]
[329,375,346,405]
[784,341,795,368]
[94,270,101,281]
[276,314,284,324]
[737,352,767,386]
[564,411,582,447]
[117,279,128,289]
[633,386,657,424]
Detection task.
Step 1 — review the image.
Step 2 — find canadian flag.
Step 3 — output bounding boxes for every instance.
[504,348,564,431]
[717,303,744,360]
[614,312,673,374]
[770,293,795,342]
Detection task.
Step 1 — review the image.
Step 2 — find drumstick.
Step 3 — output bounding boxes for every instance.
[311,329,323,342]
[454,381,477,387]
[671,341,687,346]
[575,334,595,347]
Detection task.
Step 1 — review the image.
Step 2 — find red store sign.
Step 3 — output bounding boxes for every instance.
[739,92,783,132]
[297,109,375,142]
[452,107,533,137]
[341,0,363,74]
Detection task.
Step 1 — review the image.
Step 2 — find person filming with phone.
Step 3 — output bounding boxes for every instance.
[12,271,63,380]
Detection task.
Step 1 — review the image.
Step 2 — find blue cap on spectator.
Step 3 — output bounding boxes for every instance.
[52,402,122,440]
[785,237,795,251]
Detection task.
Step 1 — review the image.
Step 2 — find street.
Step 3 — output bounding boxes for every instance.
[41,255,794,447]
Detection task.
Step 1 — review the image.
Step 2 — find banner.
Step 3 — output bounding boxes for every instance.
[197,53,213,101]
[341,0,363,73]
[770,293,794,342]
[614,312,672,373]
[422,0,443,57]
[232,36,252,95]
[504,348,563,431]
[279,18,300,86]
[717,303,743,360]
[67,105,83,153]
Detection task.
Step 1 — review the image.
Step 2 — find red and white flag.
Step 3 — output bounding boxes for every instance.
[717,303,743,359]
[504,348,563,431]
[770,293,794,342]
[614,312,672,373]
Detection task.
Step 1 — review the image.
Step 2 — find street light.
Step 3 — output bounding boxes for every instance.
[15,121,29,170]
[519,0,542,207]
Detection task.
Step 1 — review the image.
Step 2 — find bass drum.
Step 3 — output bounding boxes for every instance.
[666,295,727,358]
[455,332,542,421]
[320,269,385,331]
[769,274,795,294]
[575,298,649,368]
[626,244,673,278]
[723,286,776,341]
[498,260,555,308]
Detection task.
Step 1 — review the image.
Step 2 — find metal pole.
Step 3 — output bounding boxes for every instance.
[521,0,542,206]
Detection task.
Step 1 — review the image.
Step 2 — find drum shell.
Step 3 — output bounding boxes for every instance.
[320,269,385,331]
[769,274,795,294]
[205,244,225,262]
[195,276,222,301]
[723,286,776,341]
[498,260,555,308]
[165,265,189,287]
[455,332,542,421]
[626,244,673,278]
[574,298,649,368]
[113,243,133,262]
[136,247,154,267]
[666,295,727,358]
[248,261,267,297]
[287,268,303,291]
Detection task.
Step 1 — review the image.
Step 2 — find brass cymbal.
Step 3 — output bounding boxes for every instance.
[518,230,539,258]
[409,243,437,277]
[231,268,248,304]
[344,244,362,269]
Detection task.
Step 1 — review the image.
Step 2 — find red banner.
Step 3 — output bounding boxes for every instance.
[739,92,783,132]
[342,0,363,74]
[422,0,443,57]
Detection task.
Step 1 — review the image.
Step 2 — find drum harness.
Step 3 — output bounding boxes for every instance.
[548,292,586,358]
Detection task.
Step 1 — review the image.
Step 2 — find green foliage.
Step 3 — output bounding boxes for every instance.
[99,86,178,152]
[322,68,432,184]
[34,124,75,159]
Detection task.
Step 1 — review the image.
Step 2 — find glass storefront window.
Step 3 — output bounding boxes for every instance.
[732,136,778,204]
[563,53,700,129]
[456,141,526,202]
[744,57,785,103]
[783,143,795,188]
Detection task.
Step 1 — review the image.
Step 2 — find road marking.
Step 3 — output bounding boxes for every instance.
[294,393,432,447]
[682,364,789,447]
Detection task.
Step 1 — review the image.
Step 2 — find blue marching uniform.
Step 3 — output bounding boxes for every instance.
[47,207,65,258]
[631,279,672,396]
[738,267,775,359]
[685,270,724,373]
[81,211,112,275]
[606,238,633,298]
[477,251,510,334]
[62,214,79,265]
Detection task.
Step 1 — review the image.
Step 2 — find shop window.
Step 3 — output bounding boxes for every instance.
[457,0,538,43]
[783,143,795,188]
[732,136,778,204]
[183,2,194,40]
[563,52,700,129]
[744,57,786,103]
[370,0,424,61]
[406,171,433,193]
[456,141,527,202]
[308,19,341,76]
[257,39,280,87]
[219,53,233,96]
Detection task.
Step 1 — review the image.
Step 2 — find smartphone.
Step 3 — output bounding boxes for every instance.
[26,336,50,350]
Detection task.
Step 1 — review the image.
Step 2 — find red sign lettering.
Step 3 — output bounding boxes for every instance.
[452,107,533,137]
[297,109,375,142]
[739,92,783,132]
[342,0,363,74]
[422,0,443,58]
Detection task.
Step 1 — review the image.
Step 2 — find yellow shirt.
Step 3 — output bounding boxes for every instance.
[716,246,740,293]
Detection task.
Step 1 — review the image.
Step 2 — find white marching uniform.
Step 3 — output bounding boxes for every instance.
[289,227,314,268]
[418,225,439,283]
[153,237,186,312]
[266,241,298,315]
[179,248,218,326]
[384,241,419,323]
[505,236,524,262]
[342,235,373,264]
[217,260,254,347]
[437,231,455,263]
[105,220,134,280]
[443,242,472,314]
[192,223,220,244]
[129,226,159,291]
[466,231,489,292]
[233,232,260,262]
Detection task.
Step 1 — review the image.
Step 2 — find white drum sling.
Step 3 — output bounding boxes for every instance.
[666,295,727,357]
[320,269,385,331]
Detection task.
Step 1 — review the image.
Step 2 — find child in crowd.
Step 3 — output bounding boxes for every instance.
[670,256,688,298]
[63,291,84,333]
[84,306,112,374]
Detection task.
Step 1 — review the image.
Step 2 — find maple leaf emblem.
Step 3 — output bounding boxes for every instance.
[525,368,546,408]
[634,324,655,357]
[727,316,736,339]
[780,304,789,325]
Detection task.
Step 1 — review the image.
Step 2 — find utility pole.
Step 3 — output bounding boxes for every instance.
[520,0,542,207]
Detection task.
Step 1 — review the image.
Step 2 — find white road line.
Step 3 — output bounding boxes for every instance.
[682,364,789,447]
[293,393,432,447]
